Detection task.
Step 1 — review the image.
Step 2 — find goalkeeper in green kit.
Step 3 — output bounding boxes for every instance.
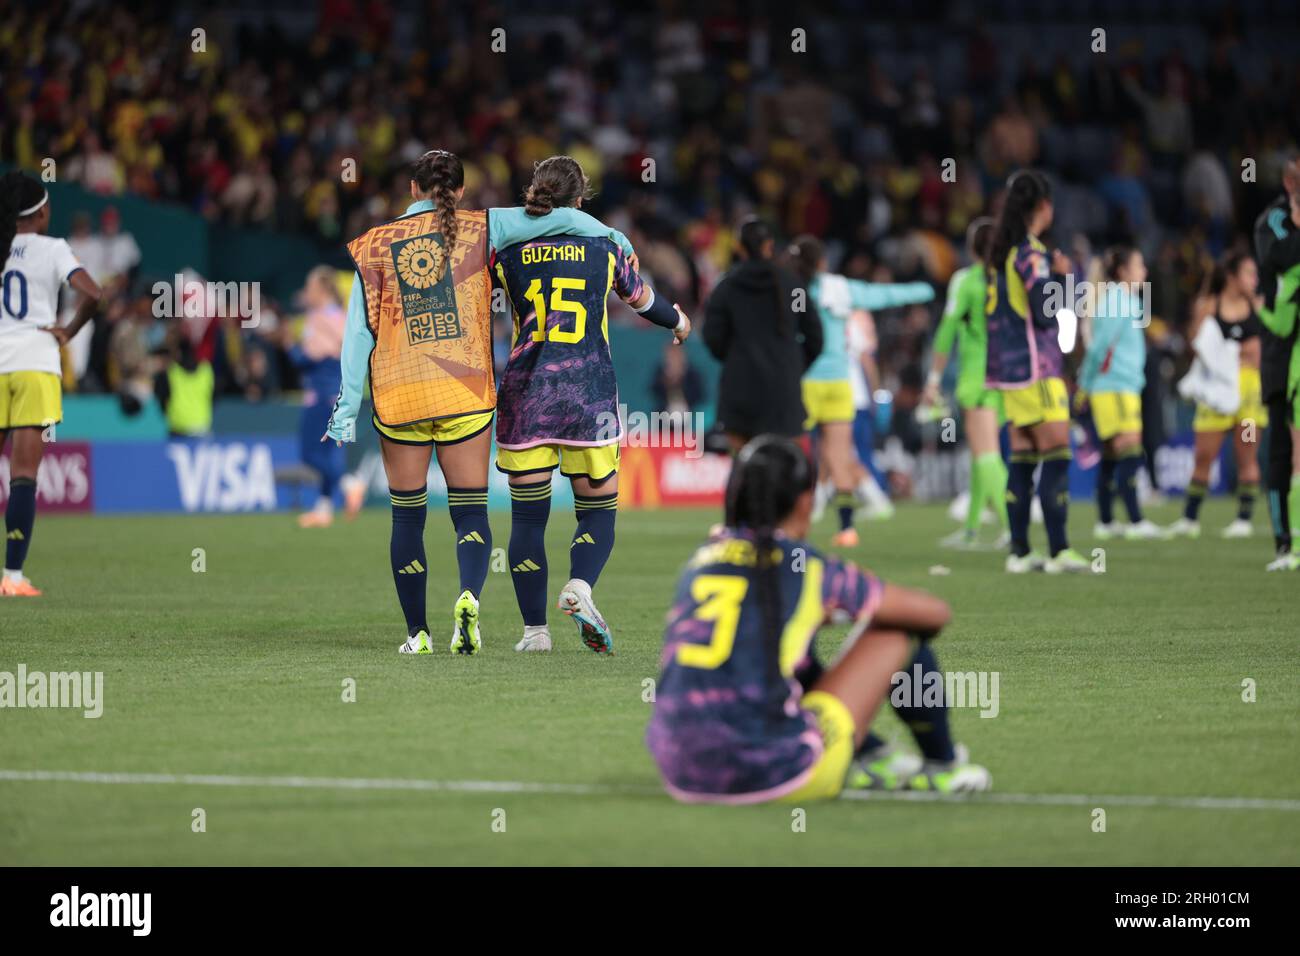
[924,217,1010,549]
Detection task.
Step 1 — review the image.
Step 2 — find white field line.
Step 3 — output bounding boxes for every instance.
[2,769,1299,813]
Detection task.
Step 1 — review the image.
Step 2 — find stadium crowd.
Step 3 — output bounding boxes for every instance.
[2,0,1298,445]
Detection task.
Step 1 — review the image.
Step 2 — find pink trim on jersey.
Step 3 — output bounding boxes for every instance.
[658,729,825,805]
[495,434,623,451]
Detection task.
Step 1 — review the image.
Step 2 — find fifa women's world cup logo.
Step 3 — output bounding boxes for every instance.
[396,237,444,290]
[391,234,462,345]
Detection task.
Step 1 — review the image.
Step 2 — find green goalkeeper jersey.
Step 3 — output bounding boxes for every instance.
[934,263,989,394]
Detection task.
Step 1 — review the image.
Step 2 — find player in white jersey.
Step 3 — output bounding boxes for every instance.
[1,171,103,596]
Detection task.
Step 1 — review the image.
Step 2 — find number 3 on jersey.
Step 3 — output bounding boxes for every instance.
[676,575,749,670]
[525,277,587,344]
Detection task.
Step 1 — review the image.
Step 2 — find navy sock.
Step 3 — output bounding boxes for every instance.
[570,490,617,587]
[833,490,855,532]
[389,486,429,636]
[447,487,491,598]
[509,482,552,627]
[1006,453,1037,557]
[1116,449,1145,523]
[1097,456,1117,525]
[892,643,956,763]
[1039,449,1071,557]
[1184,480,1206,521]
[1237,481,1258,521]
[4,477,36,572]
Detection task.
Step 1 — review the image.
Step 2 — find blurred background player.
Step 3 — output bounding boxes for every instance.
[645,435,990,804]
[925,217,1010,550]
[0,171,102,597]
[985,171,1092,573]
[845,305,895,521]
[1254,157,1300,569]
[703,218,821,452]
[494,156,690,655]
[790,235,933,548]
[1078,247,1163,540]
[288,265,358,528]
[1169,252,1266,539]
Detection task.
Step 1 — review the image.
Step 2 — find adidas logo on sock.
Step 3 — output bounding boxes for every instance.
[458,531,485,545]
[397,559,425,575]
[512,558,541,573]
[571,533,595,546]
[6,530,23,541]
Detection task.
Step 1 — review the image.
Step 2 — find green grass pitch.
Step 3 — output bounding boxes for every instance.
[1,500,1296,865]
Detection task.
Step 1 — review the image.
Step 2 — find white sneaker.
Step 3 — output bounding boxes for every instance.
[939,528,979,550]
[398,630,434,655]
[1043,548,1092,574]
[1124,519,1165,540]
[1265,553,1300,572]
[905,744,993,793]
[1005,551,1046,574]
[514,625,553,652]
[1093,521,1121,540]
[1166,517,1201,539]
[558,578,614,653]
[1221,518,1254,539]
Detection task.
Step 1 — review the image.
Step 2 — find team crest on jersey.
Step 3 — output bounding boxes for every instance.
[391,234,462,344]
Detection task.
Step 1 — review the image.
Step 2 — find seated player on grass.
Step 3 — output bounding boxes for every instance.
[645,435,991,803]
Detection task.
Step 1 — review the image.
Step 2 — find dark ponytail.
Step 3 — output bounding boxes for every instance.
[966,216,994,265]
[1204,250,1251,298]
[523,155,592,217]
[738,217,788,334]
[1,171,48,263]
[412,149,464,280]
[788,234,823,285]
[1103,244,1136,282]
[989,170,1051,269]
[724,435,816,710]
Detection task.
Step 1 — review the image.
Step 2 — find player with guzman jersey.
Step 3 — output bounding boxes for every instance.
[0,171,102,597]
[985,170,1092,573]
[791,235,934,548]
[925,217,1009,550]
[496,156,690,656]
[646,435,991,803]
[325,150,642,655]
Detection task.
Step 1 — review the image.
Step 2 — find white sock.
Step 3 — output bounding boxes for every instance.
[523,624,550,637]
[4,568,23,583]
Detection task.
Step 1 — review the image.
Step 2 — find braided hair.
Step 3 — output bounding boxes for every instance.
[1,171,48,262]
[523,156,593,216]
[411,149,464,281]
[724,435,816,708]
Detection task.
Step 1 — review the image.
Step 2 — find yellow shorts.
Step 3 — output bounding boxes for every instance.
[780,690,857,802]
[1002,377,1069,429]
[1194,366,1269,432]
[802,379,856,429]
[497,442,620,481]
[1091,391,1142,440]
[372,410,493,446]
[0,371,62,430]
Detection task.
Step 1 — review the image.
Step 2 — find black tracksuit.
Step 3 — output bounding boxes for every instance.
[702,260,823,440]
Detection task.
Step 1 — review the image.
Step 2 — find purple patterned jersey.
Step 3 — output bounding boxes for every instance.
[645,530,883,803]
[492,236,643,449]
[984,236,1065,388]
